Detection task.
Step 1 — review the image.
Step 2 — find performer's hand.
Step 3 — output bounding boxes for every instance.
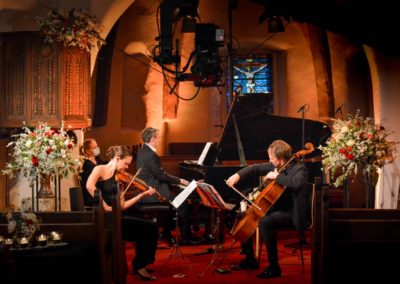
[226,173,240,187]
[143,187,156,197]
[265,168,279,180]
[180,178,190,186]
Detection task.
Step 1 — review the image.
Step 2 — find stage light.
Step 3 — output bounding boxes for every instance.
[182,16,197,33]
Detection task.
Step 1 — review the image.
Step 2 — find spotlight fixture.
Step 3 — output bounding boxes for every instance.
[268,16,284,33]
[182,16,197,33]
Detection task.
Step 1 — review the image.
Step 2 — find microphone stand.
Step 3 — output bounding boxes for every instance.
[300,108,306,159]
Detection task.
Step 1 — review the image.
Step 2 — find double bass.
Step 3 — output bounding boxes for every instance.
[229,143,315,243]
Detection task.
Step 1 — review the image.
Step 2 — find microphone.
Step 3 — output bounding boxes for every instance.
[297,104,309,113]
[335,103,345,114]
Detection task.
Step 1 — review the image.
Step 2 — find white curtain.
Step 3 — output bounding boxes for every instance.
[375,163,400,209]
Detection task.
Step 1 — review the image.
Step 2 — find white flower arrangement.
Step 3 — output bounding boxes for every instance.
[2,121,78,184]
[37,8,106,52]
[3,208,40,238]
[319,110,398,187]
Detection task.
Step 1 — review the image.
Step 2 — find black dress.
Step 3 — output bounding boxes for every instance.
[96,174,159,270]
[79,157,103,206]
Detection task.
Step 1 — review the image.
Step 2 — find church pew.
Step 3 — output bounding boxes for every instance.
[312,184,400,284]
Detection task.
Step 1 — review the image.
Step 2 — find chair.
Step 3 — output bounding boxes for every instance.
[135,202,172,224]
[69,187,85,211]
[290,182,316,272]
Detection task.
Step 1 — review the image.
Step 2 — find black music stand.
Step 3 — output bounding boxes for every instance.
[195,182,235,278]
[165,181,198,277]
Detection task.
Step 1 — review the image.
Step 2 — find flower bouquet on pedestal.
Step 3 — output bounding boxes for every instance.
[319,110,398,188]
[2,121,78,197]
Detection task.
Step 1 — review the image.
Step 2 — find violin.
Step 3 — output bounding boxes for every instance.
[115,170,167,202]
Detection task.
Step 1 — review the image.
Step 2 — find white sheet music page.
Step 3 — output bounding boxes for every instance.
[197,142,212,165]
[171,180,197,209]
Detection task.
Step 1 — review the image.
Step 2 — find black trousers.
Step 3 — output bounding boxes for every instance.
[121,216,159,270]
[241,210,293,266]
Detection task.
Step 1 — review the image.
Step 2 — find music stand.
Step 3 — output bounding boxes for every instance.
[166,181,198,276]
[195,182,235,278]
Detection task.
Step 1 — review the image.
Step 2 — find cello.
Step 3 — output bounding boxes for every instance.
[229,142,315,244]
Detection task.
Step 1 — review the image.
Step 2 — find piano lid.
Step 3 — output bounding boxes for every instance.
[216,94,331,161]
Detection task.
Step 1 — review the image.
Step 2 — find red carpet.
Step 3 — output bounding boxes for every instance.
[125,230,311,284]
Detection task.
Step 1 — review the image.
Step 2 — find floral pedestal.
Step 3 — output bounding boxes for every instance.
[343,171,377,208]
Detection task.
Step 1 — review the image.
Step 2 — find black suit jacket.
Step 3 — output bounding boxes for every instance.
[136,144,180,202]
[237,161,309,231]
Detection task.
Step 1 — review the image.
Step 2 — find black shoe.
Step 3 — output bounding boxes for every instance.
[160,233,175,247]
[133,268,157,281]
[200,234,215,244]
[238,257,259,270]
[256,265,281,279]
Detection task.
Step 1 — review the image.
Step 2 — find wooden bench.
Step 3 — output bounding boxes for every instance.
[312,184,400,283]
[0,190,126,284]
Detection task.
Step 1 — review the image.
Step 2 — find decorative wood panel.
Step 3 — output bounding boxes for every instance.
[0,34,28,126]
[62,47,90,128]
[30,37,60,124]
[0,32,91,129]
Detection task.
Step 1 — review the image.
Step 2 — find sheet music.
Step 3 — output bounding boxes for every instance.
[171,180,197,209]
[196,182,235,210]
[197,142,212,165]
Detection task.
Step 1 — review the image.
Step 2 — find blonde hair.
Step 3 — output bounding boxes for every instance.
[106,145,131,160]
[268,139,292,160]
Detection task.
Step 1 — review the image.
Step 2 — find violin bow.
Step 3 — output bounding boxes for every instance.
[225,180,262,211]
[120,168,142,199]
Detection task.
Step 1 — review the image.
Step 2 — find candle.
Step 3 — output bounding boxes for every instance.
[50,231,61,243]
[0,235,4,244]
[4,238,13,247]
[19,237,29,248]
[37,234,47,246]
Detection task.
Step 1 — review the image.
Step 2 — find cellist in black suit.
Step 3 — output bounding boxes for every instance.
[136,127,197,245]
[226,139,308,279]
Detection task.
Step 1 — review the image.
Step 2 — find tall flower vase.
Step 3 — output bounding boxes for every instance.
[37,174,54,198]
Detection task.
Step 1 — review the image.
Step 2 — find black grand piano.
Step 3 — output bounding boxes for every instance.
[180,93,330,207]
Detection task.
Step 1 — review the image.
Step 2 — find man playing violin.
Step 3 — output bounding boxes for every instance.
[226,139,308,279]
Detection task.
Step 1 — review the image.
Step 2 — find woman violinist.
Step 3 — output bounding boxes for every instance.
[86,145,159,280]
[226,139,309,279]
